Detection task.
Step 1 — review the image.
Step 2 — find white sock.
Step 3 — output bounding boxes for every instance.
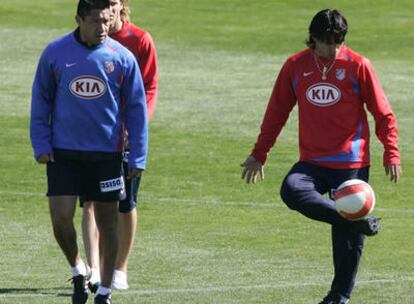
[90,267,101,283]
[71,261,87,277]
[113,269,127,280]
[97,286,111,296]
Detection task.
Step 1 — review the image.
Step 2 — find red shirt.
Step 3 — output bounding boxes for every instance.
[110,22,158,120]
[252,45,400,169]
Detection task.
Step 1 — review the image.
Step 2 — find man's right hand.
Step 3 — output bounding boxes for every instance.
[241,155,264,184]
[37,153,54,164]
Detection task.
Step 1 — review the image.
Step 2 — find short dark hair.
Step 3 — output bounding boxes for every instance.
[77,0,110,19]
[306,9,348,48]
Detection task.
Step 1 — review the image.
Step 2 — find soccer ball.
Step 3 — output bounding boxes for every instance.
[334,179,375,221]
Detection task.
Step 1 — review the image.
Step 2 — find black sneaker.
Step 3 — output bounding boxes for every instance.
[319,292,350,304]
[88,280,101,293]
[71,274,89,304]
[350,216,381,236]
[95,293,112,304]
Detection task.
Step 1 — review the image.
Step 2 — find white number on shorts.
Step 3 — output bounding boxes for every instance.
[99,176,124,192]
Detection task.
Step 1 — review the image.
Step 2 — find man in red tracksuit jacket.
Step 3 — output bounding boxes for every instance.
[241,9,401,304]
[82,0,158,292]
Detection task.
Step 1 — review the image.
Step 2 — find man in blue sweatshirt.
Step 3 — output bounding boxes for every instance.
[30,0,148,303]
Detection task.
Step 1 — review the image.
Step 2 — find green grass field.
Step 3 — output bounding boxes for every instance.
[0,1,413,303]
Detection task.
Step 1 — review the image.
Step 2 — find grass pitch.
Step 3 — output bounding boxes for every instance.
[0,1,413,303]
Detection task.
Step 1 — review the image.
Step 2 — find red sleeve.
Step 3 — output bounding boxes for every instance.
[359,58,400,165]
[138,32,158,121]
[251,61,297,164]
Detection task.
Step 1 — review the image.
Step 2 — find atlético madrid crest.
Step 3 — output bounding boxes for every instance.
[104,61,115,74]
[336,69,346,80]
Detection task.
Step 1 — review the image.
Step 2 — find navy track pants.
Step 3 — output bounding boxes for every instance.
[280,161,369,298]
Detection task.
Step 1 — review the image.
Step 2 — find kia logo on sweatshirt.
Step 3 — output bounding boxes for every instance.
[69,76,107,99]
[306,83,341,107]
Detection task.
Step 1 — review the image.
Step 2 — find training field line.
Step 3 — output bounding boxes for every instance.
[1,277,413,299]
[1,190,414,213]
[117,277,414,296]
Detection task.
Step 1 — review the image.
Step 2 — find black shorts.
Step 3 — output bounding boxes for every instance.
[118,160,141,213]
[79,159,141,213]
[47,149,123,202]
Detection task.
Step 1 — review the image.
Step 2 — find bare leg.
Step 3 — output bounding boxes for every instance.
[94,201,118,288]
[49,196,80,267]
[82,202,100,272]
[115,208,137,272]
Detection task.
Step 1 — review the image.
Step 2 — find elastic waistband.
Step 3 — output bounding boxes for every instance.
[53,149,122,162]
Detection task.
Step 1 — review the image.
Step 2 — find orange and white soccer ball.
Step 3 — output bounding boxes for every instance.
[334,179,375,221]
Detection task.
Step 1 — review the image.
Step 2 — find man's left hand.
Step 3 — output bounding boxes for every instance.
[384,163,402,183]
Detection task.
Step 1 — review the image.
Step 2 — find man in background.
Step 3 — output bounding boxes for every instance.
[82,0,158,291]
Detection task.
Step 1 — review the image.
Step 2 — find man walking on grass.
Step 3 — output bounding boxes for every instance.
[30,0,148,303]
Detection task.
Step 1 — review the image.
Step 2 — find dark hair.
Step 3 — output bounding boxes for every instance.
[77,0,110,19]
[306,9,348,48]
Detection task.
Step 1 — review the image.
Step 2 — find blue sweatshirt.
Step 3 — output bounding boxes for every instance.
[30,31,148,169]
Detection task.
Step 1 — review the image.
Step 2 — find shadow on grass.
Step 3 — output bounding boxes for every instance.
[0,287,71,297]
